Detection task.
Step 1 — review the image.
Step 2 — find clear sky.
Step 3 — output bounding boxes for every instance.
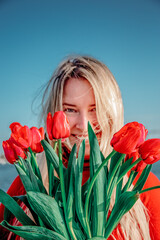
[0,0,160,154]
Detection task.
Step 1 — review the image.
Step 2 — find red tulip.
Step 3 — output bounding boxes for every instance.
[125,150,147,172]
[2,139,26,164]
[110,122,148,154]
[30,127,44,153]
[10,122,32,149]
[139,138,160,164]
[47,111,70,140]
[9,122,22,131]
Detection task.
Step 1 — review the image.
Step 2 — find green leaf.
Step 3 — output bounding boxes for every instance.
[113,166,123,205]
[13,195,40,225]
[66,153,77,240]
[53,177,61,200]
[75,140,87,234]
[0,220,66,240]
[0,189,35,226]
[101,152,109,182]
[4,195,31,222]
[46,155,55,196]
[107,154,125,195]
[88,122,106,237]
[65,144,77,198]
[133,164,152,191]
[105,191,139,238]
[29,147,43,181]
[118,158,141,183]
[72,220,86,240]
[118,157,133,177]
[3,206,12,222]
[82,179,90,203]
[15,162,38,192]
[23,158,47,194]
[18,156,29,172]
[122,170,138,193]
[41,139,66,176]
[87,238,106,240]
[15,161,47,195]
[105,163,122,216]
[27,191,69,239]
[106,153,125,215]
[24,159,40,191]
[109,152,123,178]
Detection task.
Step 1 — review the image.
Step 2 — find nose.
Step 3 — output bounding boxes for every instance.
[76,112,88,132]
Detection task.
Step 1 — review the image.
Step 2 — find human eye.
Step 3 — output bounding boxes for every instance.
[63,108,77,113]
[89,107,96,112]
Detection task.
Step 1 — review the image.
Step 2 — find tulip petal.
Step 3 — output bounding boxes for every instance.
[39,127,45,139]
[2,139,25,164]
[139,139,160,164]
[125,151,147,172]
[110,122,147,154]
[9,122,22,133]
[10,125,32,149]
[46,111,70,140]
[2,141,17,164]
[30,127,44,153]
[47,112,54,140]
[13,143,26,159]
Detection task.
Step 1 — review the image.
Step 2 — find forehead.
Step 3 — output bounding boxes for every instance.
[63,78,95,105]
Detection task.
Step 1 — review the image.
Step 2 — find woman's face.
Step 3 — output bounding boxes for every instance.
[63,78,100,158]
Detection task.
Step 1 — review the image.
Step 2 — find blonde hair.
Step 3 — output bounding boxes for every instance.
[40,55,150,239]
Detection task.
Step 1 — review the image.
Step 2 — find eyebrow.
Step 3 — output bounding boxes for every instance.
[63,103,96,107]
[63,103,76,107]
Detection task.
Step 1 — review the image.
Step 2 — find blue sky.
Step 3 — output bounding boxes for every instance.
[0,0,160,154]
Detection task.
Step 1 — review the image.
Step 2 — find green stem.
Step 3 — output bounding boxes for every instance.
[139,185,160,194]
[107,153,125,195]
[17,158,25,171]
[104,153,125,223]
[58,139,77,240]
[84,150,116,238]
[105,157,140,220]
[28,147,42,181]
[48,164,54,196]
[117,158,142,185]
[122,170,138,193]
[48,141,58,196]
[53,141,58,151]
[58,139,66,209]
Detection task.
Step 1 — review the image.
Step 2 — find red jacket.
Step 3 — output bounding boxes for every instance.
[0,172,160,239]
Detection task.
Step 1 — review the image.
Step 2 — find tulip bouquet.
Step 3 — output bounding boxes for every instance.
[0,112,160,240]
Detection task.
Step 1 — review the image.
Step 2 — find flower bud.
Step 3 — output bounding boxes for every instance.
[2,139,26,164]
[10,122,32,149]
[110,122,148,154]
[30,127,44,153]
[47,111,70,140]
[139,139,160,164]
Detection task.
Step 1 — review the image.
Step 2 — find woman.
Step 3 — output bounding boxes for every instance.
[40,55,160,239]
[1,55,160,239]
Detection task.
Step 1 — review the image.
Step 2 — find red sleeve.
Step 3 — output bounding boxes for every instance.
[140,172,160,240]
[109,171,160,240]
[0,176,25,240]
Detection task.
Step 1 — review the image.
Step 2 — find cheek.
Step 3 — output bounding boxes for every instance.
[90,116,101,139]
[89,112,98,123]
[90,116,99,129]
[66,115,76,131]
